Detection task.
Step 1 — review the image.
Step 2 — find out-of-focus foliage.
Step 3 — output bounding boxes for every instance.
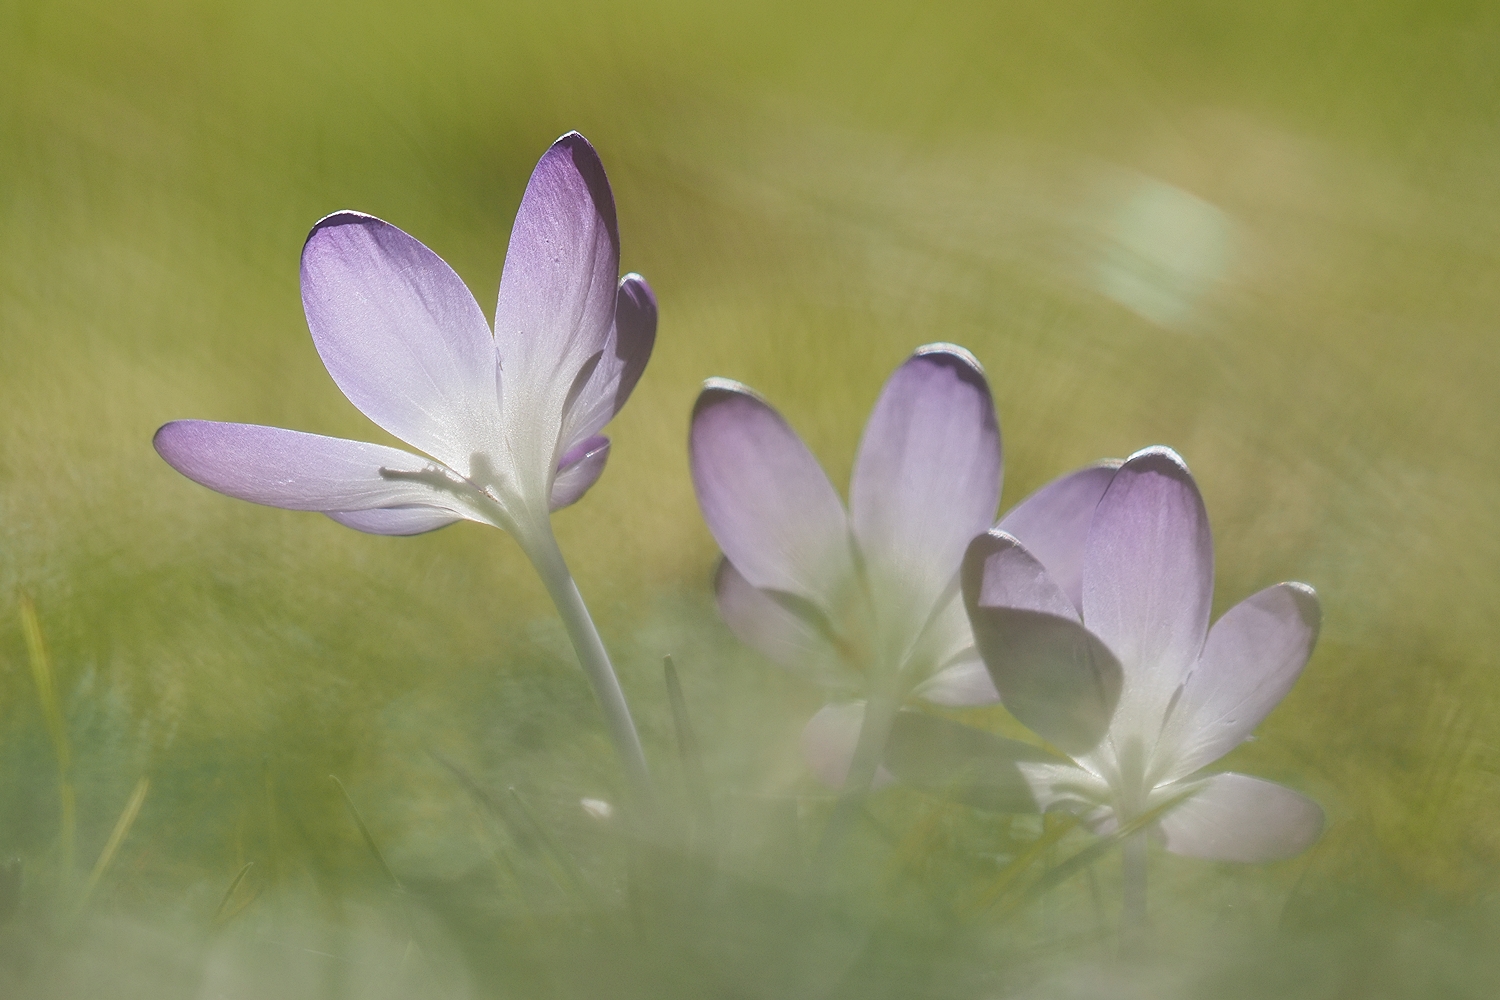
[2,0,1499,995]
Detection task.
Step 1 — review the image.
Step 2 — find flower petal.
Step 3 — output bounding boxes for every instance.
[690,380,852,610]
[884,712,1055,812]
[997,461,1120,614]
[1156,583,1321,783]
[300,212,499,474]
[1158,772,1323,862]
[914,657,1000,707]
[714,558,837,672]
[154,420,475,514]
[1081,446,1213,742]
[549,435,610,511]
[493,133,620,470]
[556,273,658,460]
[801,702,895,790]
[963,531,1122,756]
[849,345,1001,635]
[326,507,463,535]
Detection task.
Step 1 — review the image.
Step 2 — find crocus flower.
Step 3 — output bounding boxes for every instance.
[694,345,1030,806]
[153,132,657,801]
[963,446,1323,873]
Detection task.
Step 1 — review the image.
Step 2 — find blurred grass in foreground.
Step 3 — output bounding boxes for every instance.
[3,0,1500,995]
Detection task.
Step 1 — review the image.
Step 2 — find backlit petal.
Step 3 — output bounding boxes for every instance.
[963,531,1122,756]
[690,380,853,610]
[556,274,658,459]
[997,461,1120,614]
[326,507,463,536]
[1158,772,1323,862]
[714,559,837,672]
[914,657,1000,707]
[549,435,610,511]
[155,420,473,515]
[493,133,620,474]
[300,212,498,473]
[1082,446,1213,743]
[1156,583,1321,782]
[849,345,1000,635]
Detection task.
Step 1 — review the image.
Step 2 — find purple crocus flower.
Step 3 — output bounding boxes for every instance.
[693,345,999,692]
[964,446,1322,885]
[156,132,654,541]
[690,345,1001,795]
[153,133,657,802]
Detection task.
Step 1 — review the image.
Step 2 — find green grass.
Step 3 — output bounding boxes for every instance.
[2,0,1500,995]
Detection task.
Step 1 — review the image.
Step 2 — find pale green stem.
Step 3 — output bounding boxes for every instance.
[1121,830,1147,935]
[814,677,901,869]
[523,526,654,812]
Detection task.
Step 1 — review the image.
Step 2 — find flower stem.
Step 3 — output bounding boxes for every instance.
[1121,829,1148,937]
[814,680,901,871]
[525,527,654,813]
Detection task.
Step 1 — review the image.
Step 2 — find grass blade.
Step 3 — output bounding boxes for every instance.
[77,775,150,910]
[664,655,713,840]
[20,596,75,878]
[330,775,402,892]
[213,861,256,924]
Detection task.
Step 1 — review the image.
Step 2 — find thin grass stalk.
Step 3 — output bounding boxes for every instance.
[20,596,74,881]
[77,776,150,912]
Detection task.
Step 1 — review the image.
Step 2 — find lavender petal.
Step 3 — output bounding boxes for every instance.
[714,558,835,671]
[155,420,473,515]
[556,274,658,460]
[1156,583,1321,783]
[1081,446,1213,744]
[300,212,499,474]
[1159,773,1323,862]
[493,133,621,444]
[326,507,463,535]
[849,345,1001,628]
[690,380,853,609]
[549,435,610,511]
[963,531,1122,756]
[997,460,1121,614]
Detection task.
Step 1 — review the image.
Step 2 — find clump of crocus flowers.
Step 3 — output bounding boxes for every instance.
[156,130,1323,927]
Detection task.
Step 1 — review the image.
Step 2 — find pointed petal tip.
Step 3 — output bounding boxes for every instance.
[694,377,769,417]
[619,272,656,310]
[1122,444,1194,479]
[912,341,985,374]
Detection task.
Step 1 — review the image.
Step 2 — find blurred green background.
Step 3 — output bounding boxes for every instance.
[2,0,1500,996]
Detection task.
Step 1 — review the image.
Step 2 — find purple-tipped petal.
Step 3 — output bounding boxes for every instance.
[610,274,657,416]
[1156,583,1321,783]
[493,133,621,431]
[556,274,658,459]
[690,380,853,609]
[1081,446,1213,740]
[1159,773,1323,862]
[801,702,895,790]
[550,435,610,510]
[915,658,1000,707]
[300,212,499,473]
[963,531,1122,756]
[884,712,1055,812]
[964,529,1081,621]
[997,461,1121,614]
[715,559,836,671]
[326,507,463,536]
[155,420,472,514]
[849,345,1001,625]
